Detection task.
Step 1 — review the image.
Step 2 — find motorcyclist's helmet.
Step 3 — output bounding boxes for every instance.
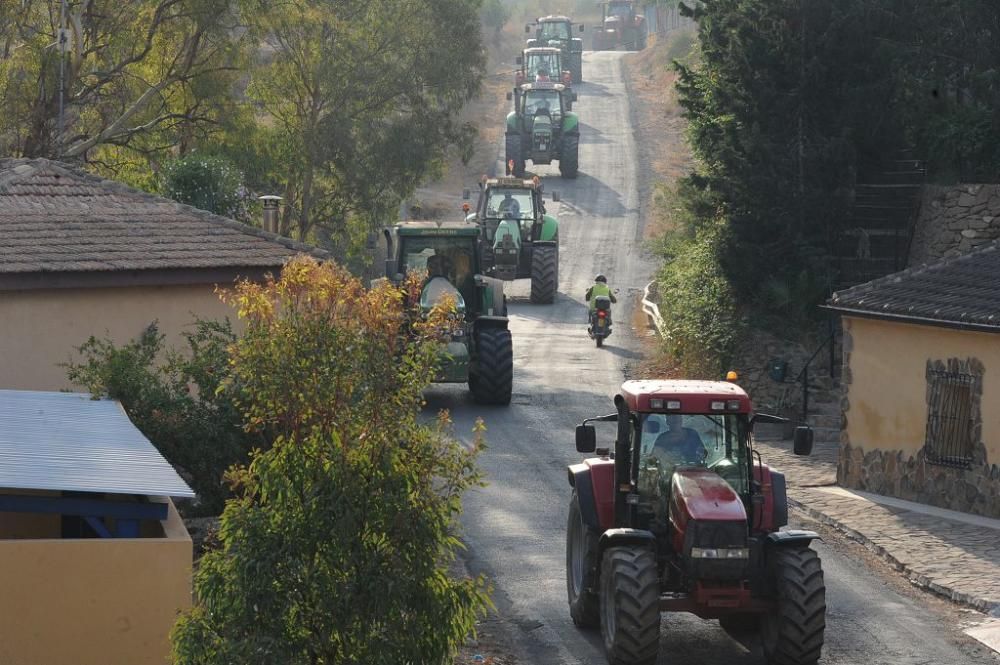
[595,274,607,283]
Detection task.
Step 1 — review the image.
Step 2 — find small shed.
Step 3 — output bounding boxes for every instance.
[0,390,194,665]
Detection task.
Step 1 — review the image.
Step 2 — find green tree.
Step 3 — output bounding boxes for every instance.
[162,154,246,218]
[240,0,485,245]
[170,257,491,664]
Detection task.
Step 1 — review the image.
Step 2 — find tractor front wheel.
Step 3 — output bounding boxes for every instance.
[470,327,513,405]
[761,546,826,665]
[505,134,526,178]
[566,491,600,628]
[530,243,559,304]
[559,134,579,179]
[600,547,660,665]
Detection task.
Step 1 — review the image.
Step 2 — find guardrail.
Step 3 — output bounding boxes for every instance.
[641,280,665,337]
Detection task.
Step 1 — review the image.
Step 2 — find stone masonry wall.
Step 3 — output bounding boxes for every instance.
[838,322,1000,517]
[909,184,1000,265]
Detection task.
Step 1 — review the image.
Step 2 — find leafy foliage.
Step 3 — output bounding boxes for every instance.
[162,154,246,218]
[170,257,490,664]
[65,319,254,515]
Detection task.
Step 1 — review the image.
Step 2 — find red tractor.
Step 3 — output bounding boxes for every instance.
[567,379,826,665]
[592,1,648,51]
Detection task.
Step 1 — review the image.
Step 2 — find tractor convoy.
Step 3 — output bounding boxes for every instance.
[381,14,827,665]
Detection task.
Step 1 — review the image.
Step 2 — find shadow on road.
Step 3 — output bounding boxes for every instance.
[554,171,627,217]
[576,80,614,98]
[579,122,613,145]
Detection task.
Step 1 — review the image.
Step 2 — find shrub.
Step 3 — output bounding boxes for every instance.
[170,257,490,664]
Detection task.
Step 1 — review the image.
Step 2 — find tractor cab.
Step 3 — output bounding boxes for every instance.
[567,379,826,665]
[594,1,647,50]
[384,221,503,320]
[516,47,571,87]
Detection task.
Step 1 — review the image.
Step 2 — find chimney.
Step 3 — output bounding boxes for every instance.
[258,195,282,234]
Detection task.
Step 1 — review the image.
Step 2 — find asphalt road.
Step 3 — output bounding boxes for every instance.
[424,51,997,665]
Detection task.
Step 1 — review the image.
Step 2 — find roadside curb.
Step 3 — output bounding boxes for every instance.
[788,495,1000,617]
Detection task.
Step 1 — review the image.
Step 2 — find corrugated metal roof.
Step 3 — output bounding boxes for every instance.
[0,390,195,498]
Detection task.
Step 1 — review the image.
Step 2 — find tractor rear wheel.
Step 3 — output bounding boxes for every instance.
[571,54,583,83]
[559,134,579,179]
[470,327,513,405]
[636,31,647,51]
[761,546,826,665]
[505,134,525,177]
[566,491,600,628]
[600,547,660,665]
[530,243,559,304]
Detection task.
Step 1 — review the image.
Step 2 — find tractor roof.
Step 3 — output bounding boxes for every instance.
[484,176,539,189]
[537,15,572,23]
[620,380,752,414]
[520,82,567,92]
[395,220,479,236]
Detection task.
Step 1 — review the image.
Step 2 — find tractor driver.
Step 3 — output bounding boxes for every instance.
[650,414,706,471]
[535,67,551,82]
[497,191,521,218]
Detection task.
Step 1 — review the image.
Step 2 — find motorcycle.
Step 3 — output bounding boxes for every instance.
[588,295,613,347]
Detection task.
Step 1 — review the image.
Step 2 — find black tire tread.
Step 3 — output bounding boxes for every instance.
[762,546,826,665]
[560,134,579,179]
[566,492,600,628]
[470,327,513,405]
[530,244,559,304]
[505,134,525,178]
[600,547,660,665]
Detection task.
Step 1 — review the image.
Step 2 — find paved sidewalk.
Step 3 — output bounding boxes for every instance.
[756,435,1000,617]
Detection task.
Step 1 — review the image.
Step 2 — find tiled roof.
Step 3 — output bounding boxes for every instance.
[0,158,327,274]
[827,242,1000,331]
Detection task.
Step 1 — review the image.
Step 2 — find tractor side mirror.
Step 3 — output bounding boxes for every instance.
[525,24,531,33]
[506,91,512,101]
[579,24,585,32]
[793,426,814,456]
[552,191,561,202]
[572,92,578,102]
[515,55,523,65]
[384,259,396,279]
[462,188,471,200]
[576,424,597,453]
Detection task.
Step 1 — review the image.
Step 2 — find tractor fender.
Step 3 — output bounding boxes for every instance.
[562,112,579,133]
[473,315,508,332]
[506,112,520,133]
[568,464,600,529]
[570,37,583,51]
[599,528,656,553]
[465,212,478,224]
[538,214,558,242]
[770,471,789,528]
[765,529,820,548]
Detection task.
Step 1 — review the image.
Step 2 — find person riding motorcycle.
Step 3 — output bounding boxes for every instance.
[585,274,616,315]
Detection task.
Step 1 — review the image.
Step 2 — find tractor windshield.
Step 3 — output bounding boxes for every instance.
[523,90,563,117]
[399,236,477,305]
[636,413,750,501]
[540,21,571,40]
[608,2,632,18]
[485,188,535,221]
[526,53,561,79]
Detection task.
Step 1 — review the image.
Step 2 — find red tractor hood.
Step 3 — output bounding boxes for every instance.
[669,468,747,530]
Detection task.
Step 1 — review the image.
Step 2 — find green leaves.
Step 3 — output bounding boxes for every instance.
[169,258,490,664]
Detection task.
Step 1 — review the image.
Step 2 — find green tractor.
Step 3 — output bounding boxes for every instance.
[505,82,580,179]
[525,15,584,83]
[382,221,513,405]
[462,176,560,304]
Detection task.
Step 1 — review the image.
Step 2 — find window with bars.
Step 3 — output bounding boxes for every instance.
[924,369,975,468]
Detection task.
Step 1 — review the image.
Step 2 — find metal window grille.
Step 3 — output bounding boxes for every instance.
[924,370,975,468]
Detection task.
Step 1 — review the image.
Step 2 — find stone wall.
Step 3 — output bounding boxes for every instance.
[838,322,1000,517]
[909,184,1000,265]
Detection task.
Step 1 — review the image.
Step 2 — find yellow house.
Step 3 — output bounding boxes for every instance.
[0,158,326,391]
[0,389,195,665]
[828,245,1000,517]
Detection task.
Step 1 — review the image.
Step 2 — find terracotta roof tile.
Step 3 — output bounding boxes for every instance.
[0,158,327,274]
[827,242,1000,331]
